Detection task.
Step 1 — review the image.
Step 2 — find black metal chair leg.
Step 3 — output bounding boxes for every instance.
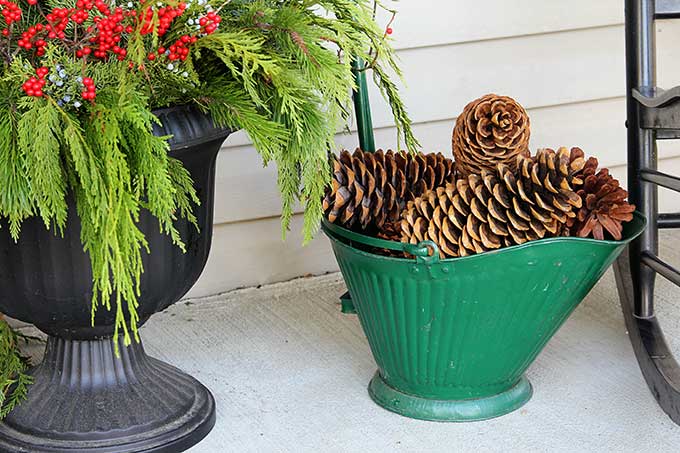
[616,0,680,425]
[615,252,680,423]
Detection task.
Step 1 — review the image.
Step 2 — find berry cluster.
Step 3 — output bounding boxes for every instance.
[146,5,219,64]
[0,0,21,25]
[10,0,223,106]
[45,8,71,39]
[14,1,137,61]
[75,47,92,58]
[80,77,96,100]
[22,63,97,103]
[89,7,132,60]
[140,3,187,36]
[50,65,86,107]
[72,0,92,24]
[94,0,111,16]
[47,65,68,87]
[167,34,198,61]
[21,67,49,97]
[17,25,47,56]
[198,10,220,34]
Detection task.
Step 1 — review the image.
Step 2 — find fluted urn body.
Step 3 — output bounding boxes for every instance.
[0,105,231,453]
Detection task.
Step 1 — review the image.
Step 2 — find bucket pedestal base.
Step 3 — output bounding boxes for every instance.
[0,336,215,453]
[368,372,533,422]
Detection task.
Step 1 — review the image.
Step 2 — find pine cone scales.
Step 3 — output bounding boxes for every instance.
[452,94,530,176]
[323,148,456,231]
[402,149,585,258]
[570,169,635,240]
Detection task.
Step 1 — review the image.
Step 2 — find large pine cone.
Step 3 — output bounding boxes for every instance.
[401,149,584,258]
[452,94,530,176]
[566,146,599,183]
[532,146,591,191]
[323,149,456,231]
[569,168,635,240]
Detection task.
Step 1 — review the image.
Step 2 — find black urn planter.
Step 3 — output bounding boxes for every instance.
[0,106,231,452]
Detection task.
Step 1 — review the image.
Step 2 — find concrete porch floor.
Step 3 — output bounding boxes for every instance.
[14,232,680,452]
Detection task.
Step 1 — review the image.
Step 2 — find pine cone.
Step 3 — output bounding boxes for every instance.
[376,220,403,242]
[529,146,589,192]
[569,168,635,240]
[452,94,530,176]
[374,221,408,257]
[565,146,599,183]
[401,152,583,258]
[323,148,456,231]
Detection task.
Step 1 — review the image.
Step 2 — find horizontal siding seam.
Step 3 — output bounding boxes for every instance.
[214,212,302,228]
[392,23,624,54]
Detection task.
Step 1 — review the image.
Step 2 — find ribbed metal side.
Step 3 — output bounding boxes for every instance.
[330,233,629,400]
[0,336,215,451]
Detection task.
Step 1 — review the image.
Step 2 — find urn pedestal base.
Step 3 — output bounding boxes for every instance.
[0,336,215,453]
[367,372,533,422]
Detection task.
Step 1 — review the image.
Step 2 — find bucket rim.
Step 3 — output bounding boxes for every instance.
[321,211,647,264]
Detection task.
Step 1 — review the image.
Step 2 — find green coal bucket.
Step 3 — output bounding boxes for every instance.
[322,212,646,422]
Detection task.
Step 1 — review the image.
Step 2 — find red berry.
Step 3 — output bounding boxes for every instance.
[386,27,393,35]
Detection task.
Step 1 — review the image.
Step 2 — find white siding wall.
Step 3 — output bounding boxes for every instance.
[187,1,680,298]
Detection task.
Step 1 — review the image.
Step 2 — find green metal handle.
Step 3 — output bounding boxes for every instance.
[337,52,387,316]
[352,57,376,152]
[321,219,440,264]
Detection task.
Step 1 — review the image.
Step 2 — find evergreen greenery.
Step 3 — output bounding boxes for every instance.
[0,317,32,419]
[0,0,416,415]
